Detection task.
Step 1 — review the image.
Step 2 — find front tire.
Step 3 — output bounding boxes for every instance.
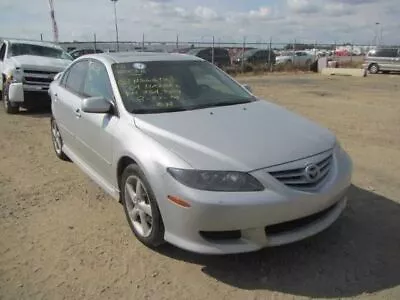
[121,164,165,248]
[3,83,19,114]
[369,63,379,74]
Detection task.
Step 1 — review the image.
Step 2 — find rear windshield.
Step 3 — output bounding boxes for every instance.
[8,43,72,60]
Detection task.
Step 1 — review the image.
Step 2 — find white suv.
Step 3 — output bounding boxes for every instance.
[0,39,72,113]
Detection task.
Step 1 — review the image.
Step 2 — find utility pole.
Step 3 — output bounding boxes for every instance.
[375,22,380,46]
[48,0,59,43]
[111,0,119,51]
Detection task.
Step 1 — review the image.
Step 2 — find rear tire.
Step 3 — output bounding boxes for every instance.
[369,63,379,74]
[120,164,165,248]
[3,83,19,114]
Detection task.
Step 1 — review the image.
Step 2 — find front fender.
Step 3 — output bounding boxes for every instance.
[112,119,191,203]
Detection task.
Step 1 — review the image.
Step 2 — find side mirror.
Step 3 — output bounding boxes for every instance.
[242,84,252,93]
[81,96,112,114]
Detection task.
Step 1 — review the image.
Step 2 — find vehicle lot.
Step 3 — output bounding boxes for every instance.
[0,74,399,299]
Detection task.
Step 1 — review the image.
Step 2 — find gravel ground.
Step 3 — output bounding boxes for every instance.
[0,73,399,300]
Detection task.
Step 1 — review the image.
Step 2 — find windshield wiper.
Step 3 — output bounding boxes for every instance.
[188,99,253,110]
[132,107,188,114]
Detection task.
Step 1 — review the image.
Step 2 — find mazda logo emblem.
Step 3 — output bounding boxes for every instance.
[304,164,321,183]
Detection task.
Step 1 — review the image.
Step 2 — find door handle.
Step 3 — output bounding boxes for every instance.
[75,108,81,118]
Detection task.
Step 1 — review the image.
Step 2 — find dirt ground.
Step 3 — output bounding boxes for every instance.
[0,73,399,300]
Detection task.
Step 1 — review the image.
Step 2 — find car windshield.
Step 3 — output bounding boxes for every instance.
[9,43,72,60]
[112,60,255,114]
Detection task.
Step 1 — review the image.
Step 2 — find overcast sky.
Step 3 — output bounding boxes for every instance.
[0,0,399,45]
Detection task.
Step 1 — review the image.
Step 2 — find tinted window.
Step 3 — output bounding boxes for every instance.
[373,49,398,58]
[214,48,229,56]
[83,61,113,100]
[65,61,88,94]
[0,43,6,61]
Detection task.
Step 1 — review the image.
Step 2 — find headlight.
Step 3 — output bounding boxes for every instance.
[7,68,23,83]
[167,168,264,192]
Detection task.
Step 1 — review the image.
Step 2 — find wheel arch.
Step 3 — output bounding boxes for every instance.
[117,156,138,189]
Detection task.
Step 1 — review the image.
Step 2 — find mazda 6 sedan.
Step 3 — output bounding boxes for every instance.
[49,52,352,254]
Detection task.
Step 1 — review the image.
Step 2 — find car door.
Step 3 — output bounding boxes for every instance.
[53,60,88,157]
[76,59,118,184]
[294,52,303,66]
[377,49,397,71]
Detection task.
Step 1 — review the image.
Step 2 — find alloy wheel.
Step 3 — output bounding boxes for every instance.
[51,120,63,155]
[124,175,153,238]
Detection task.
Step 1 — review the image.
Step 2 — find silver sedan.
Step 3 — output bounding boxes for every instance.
[49,52,352,254]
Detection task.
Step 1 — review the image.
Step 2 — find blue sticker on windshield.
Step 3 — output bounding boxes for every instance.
[133,63,146,70]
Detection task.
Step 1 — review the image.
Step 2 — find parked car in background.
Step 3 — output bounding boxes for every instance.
[276,51,315,67]
[233,48,276,70]
[49,52,352,254]
[363,48,400,74]
[186,47,231,67]
[0,39,72,114]
[69,48,103,59]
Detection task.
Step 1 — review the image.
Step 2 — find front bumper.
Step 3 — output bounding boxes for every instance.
[157,150,352,254]
[8,82,50,104]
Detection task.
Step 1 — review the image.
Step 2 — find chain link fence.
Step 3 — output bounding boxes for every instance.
[60,36,382,73]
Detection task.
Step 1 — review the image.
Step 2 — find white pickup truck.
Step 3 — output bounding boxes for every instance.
[0,39,72,114]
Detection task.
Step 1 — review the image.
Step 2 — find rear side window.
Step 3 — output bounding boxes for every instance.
[372,49,398,58]
[64,60,88,95]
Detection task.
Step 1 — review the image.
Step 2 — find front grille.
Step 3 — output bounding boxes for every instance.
[265,202,337,235]
[269,154,333,190]
[23,70,58,86]
[24,76,53,83]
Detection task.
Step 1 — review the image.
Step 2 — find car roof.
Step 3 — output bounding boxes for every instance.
[84,51,204,64]
[4,38,62,49]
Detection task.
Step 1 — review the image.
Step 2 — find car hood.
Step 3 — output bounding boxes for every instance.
[134,100,336,171]
[10,55,71,72]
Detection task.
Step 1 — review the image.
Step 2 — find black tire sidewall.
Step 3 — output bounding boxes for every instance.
[120,164,164,247]
[369,64,379,74]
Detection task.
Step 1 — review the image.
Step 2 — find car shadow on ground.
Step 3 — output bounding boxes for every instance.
[18,106,52,118]
[156,185,400,298]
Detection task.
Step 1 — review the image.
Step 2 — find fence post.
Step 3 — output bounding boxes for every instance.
[292,39,296,62]
[334,41,337,65]
[350,43,353,63]
[212,36,215,65]
[40,33,43,41]
[241,36,246,73]
[269,37,272,72]
[142,33,145,51]
[94,33,97,51]
[176,34,179,50]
